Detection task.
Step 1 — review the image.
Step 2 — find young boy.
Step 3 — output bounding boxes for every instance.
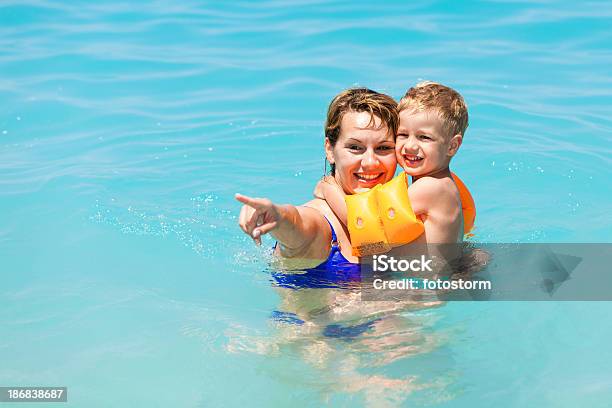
[317,81,469,247]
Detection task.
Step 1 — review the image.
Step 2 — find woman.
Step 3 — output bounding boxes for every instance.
[234,90,439,388]
[236,87,398,268]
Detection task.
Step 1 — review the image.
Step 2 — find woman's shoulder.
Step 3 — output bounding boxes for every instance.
[301,198,331,213]
[301,199,357,263]
[300,198,339,226]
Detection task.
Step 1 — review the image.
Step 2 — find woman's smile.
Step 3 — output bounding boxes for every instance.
[354,172,385,186]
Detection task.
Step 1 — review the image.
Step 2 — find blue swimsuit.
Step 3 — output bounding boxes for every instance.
[271,219,361,289]
[271,220,379,339]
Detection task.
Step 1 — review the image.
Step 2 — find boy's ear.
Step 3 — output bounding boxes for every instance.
[447,134,463,157]
[324,138,335,164]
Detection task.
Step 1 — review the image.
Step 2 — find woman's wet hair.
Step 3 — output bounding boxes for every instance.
[325,88,398,175]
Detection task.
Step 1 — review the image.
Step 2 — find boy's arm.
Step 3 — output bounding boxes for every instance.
[407,177,435,219]
[408,177,460,243]
[407,177,444,238]
[313,176,348,226]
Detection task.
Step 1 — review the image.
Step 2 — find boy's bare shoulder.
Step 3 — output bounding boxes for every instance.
[410,175,457,198]
[408,175,459,214]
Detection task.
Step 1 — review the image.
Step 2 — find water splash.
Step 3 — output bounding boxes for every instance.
[89,193,245,259]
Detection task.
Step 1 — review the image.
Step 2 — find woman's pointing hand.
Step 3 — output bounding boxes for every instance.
[235,193,281,245]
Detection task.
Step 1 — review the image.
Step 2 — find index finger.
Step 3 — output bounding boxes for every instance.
[235,193,267,209]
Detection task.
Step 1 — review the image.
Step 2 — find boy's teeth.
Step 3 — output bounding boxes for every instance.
[357,173,380,180]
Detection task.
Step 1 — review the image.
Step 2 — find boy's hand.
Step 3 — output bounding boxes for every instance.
[235,193,281,245]
[315,176,348,227]
[313,180,325,199]
[313,175,336,199]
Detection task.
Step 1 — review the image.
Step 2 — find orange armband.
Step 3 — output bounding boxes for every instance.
[346,173,424,257]
[376,172,425,246]
[451,173,476,234]
[346,172,476,257]
[345,185,391,257]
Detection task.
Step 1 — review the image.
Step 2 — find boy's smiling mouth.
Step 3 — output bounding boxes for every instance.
[403,154,424,167]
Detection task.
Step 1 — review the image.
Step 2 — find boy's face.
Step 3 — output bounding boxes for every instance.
[395,109,462,178]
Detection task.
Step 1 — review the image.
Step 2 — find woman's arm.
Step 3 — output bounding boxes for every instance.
[235,193,331,260]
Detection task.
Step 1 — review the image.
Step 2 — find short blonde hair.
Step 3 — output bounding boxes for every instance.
[398,81,468,138]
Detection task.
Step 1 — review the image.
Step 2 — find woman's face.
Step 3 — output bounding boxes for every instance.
[325,111,397,194]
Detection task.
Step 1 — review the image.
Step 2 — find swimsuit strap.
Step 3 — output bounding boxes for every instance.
[299,205,340,249]
[322,217,340,248]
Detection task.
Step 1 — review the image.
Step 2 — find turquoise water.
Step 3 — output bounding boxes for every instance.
[1,1,612,406]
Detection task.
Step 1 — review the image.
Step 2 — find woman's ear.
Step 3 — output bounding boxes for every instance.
[447,134,463,157]
[324,138,335,164]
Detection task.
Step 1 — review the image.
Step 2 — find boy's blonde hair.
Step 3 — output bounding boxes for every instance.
[398,81,468,138]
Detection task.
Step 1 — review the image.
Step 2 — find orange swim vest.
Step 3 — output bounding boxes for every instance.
[346,172,476,257]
